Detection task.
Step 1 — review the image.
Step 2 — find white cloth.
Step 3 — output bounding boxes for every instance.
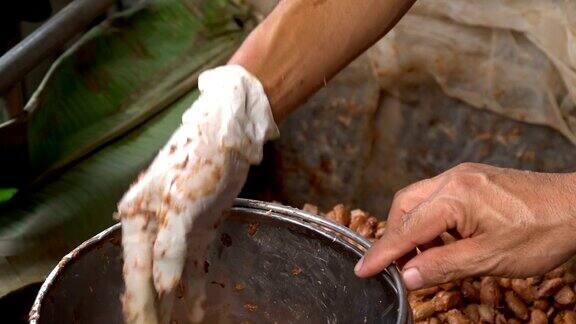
[116,65,279,324]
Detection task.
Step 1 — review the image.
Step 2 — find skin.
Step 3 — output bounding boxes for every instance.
[229,0,416,122]
[229,2,576,288]
[355,163,576,289]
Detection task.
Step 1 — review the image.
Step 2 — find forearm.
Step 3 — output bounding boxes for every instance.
[229,0,415,123]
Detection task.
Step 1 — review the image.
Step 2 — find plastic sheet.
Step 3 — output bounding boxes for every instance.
[368,0,576,144]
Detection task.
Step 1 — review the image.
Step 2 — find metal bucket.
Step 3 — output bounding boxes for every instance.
[30,199,411,323]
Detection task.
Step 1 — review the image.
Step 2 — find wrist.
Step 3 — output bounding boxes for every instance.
[184,65,279,163]
[228,27,294,124]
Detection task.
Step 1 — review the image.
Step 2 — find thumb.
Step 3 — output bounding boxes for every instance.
[401,238,488,290]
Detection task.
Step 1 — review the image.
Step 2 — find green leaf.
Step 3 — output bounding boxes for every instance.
[0,91,196,297]
[2,0,252,184]
[0,189,17,203]
[0,0,254,297]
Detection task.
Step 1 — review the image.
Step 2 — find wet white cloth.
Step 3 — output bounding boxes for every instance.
[116,65,279,324]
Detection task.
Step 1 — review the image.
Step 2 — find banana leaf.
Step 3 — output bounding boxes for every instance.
[0,0,252,186]
[0,0,255,297]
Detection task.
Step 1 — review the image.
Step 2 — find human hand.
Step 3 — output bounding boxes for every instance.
[116,65,278,323]
[354,163,576,290]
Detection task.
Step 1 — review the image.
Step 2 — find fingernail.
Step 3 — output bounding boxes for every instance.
[402,267,424,290]
[354,257,364,274]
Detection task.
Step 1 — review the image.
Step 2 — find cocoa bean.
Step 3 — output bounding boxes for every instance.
[555,286,576,306]
[497,278,511,289]
[553,310,576,324]
[302,203,319,215]
[375,221,386,239]
[529,309,548,324]
[537,278,565,298]
[511,278,537,302]
[480,277,502,308]
[532,299,550,311]
[413,301,437,321]
[478,304,495,323]
[463,304,480,322]
[326,204,350,226]
[546,265,568,279]
[461,281,480,302]
[442,309,471,324]
[504,291,529,320]
[432,291,462,312]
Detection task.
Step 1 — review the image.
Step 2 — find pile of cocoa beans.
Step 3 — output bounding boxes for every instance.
[303,203,576,324]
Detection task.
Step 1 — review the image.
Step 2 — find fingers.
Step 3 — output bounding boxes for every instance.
[386,177,443,229]
[121,216,159,324]
[401,237,490,290]
[355,198,462,278]
[153,208,188,324]
[153,210,187,293]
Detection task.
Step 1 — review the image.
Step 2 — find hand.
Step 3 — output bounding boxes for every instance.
[354,163,576,290]
[116,65,279,324]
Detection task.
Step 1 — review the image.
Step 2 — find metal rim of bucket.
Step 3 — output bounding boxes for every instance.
[30,198,410,324]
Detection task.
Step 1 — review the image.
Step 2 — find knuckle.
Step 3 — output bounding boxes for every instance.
[447,174,471,191]
[437,198,462,219]
[454,162,480,172]
[392,190,415,215]
[390,224,406,238]
[428,256,460,282]
[448,163,492,189]
[393,188,407,201]
[446,172,486,192]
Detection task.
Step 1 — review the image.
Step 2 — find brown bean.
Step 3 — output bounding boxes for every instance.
[511,278,537,302]
[326,204,350,226]
[439,282,457,291]
[429,318,441,324]
[555,286,576,305]
[461,281,480,302]
[563,271,576,284]
[495,312,507,324]
[532,299,550,311]
[507,319,521,324]
[413,301,437,321]
[356,216,378,238]
[440,232,457,244]
[553,310,576,324]
[441,309,471,324]
[349,209,369,231]
[547,265,568,279]
[527,277,542,285]
[538,278,565,298]
[302,203,319,215]
[375,221,386,239]
[432,291,462,312]
[463,304,480,322]
[412,286,441,298]
[497,278,511,289]
[504,291,529,320]
[480,277,502,308]
[478,304,495,323]
[529,309,548,324]
[473,281,481,290]
[409,293,425,305]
